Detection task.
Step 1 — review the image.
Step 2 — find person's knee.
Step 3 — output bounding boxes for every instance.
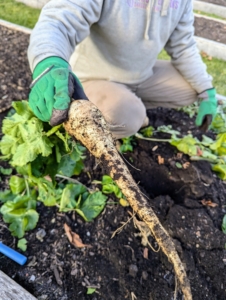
[178,90,198,108]
[83,80,147,139]
[107,100,147,139]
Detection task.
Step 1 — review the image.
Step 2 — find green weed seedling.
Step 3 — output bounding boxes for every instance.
[120,136,135,153]
[93,175,129,207]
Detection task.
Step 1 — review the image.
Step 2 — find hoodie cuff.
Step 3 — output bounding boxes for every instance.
[198,87,216,99]
[33,56,69,79]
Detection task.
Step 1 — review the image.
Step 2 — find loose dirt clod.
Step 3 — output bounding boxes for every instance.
[64,100,193,300]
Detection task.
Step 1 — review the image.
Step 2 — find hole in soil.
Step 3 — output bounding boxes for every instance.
[130,163,189,204]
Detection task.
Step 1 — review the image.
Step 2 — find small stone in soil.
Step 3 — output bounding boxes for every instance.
[27,256,37,267]
[142,271,148,280]
[50,229,57,235]
[129,264,138,278]
[38,296,48,300]
[71,268,78,276]
[29,275,35,282]
[36,229,46,242]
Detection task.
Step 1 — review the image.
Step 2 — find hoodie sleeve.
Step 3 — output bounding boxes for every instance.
[164,1,213,94]
[28,0,104,72]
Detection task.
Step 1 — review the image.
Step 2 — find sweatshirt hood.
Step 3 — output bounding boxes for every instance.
[144,0,170,40]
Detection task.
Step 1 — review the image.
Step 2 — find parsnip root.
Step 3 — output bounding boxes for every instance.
[64,100,192,300]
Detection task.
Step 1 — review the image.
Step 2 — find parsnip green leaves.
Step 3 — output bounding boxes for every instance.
[0,101,53,165]
[212,165,226,180]
[222,215,226,234]
[178,102,199,118]
[76,191,107,222]
[87,288,96,295]
[93,176,130,207]
[140,125,180,138]
[120,137,134,153]
[170,135,199,156]
[209,133,226,156]
[59,183,107,221]
[9,175,26,194]
[140,126,154,138]
[17,238,28,252]
[0,101,87,180]
[0,193,39,238]
[137,124,226,181]
[37,178,62,206]
[0,167,12,175]
[0,190,16,203]
[60,183,87,212]
[0,101,86,174]
[157,125,180,136]
[93,175,125,199]
[0,101,107,242]
[57,143,86,177]
[211,102,226,134]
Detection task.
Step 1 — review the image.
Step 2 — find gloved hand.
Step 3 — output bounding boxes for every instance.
[195,87,218,132]
[29,56,88,126]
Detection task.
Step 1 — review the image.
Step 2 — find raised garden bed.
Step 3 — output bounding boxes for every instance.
[194,16,226,44]
[198,0,226,6]
[1,21,226,300]
[0,25,30,114]
[194,0,226,19]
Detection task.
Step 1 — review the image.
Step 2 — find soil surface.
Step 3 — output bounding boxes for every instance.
[194,17,226,44]
[198,0,226,6]
[1,23,226,300]
[0,25,31,113]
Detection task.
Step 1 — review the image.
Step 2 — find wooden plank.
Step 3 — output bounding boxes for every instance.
[0,271,37,300]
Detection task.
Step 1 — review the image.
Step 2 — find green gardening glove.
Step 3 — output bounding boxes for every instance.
[29,56,88,126]
[195,88,218,132]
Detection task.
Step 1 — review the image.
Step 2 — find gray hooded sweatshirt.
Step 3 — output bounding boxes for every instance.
[28,0,213,94]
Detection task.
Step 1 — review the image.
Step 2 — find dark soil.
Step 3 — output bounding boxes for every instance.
[0,25,31,114]
[194,17,226,44]
[1,24,226,300]
[198,0,226,6]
